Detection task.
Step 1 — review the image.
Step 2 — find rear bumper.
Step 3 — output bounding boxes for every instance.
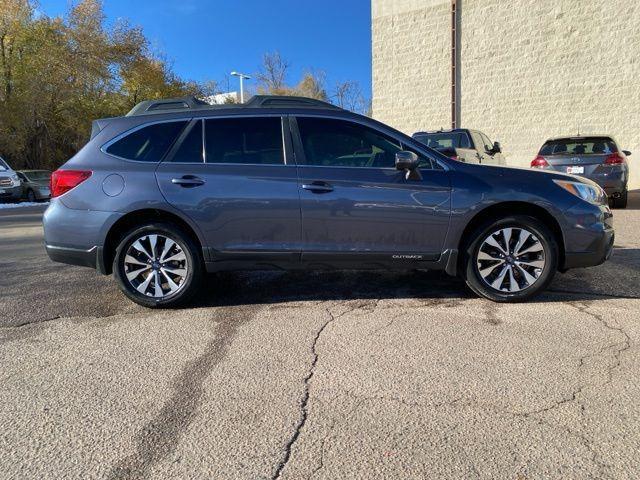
[45,244,99,269]
[43,199,121,273]
[585,170,627,195]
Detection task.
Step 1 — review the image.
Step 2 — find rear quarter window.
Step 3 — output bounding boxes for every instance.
[105,121,188,161]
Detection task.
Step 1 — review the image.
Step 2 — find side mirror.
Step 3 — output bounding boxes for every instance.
[623,150,632,157]
[493,141,502,154]
[395,151,422,180]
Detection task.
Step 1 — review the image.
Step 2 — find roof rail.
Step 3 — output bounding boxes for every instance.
[244,95,342,109]
[125,94,342,117]
[125,97,210,116]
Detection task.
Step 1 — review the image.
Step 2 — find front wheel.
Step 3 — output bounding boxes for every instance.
[113,223,203,308]
[463,215,559,302]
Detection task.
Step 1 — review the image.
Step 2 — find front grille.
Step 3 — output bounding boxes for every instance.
[0,177,13,187]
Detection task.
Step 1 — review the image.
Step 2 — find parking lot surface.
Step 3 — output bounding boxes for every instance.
[1,196,639,479]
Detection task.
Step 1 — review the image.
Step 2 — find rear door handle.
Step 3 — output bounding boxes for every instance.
[171,175,205,187]
[301,181,334,193]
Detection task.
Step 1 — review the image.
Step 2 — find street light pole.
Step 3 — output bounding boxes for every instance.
[230,71,251,103]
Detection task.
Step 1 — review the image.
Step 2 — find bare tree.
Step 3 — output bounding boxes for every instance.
[332,80,369,115]
[256,51,290,94]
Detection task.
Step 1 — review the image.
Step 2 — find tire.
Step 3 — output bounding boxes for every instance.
[113,222,203,308]
[610,189,628,209]
[26,190,36,202]
[462,215,559,302]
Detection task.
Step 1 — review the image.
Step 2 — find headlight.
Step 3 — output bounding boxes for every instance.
[554,180,606,205]
[11,174,20,186]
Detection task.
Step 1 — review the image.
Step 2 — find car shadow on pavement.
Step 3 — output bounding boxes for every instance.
[190,251,640,309]
[193,269,474,308]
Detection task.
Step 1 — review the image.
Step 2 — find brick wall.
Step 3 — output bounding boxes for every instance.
[372,0,640,189]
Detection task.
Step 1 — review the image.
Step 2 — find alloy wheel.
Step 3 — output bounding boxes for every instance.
[123,234,188,298]
[476,227,546,293]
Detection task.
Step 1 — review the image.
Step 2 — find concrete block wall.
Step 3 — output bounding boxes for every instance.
[372,0,640,189]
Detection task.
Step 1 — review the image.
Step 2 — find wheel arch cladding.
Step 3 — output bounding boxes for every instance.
[101,209,203,275]
[456,201,565,273]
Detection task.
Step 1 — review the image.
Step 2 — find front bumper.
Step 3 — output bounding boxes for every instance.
[562,202,614,269]
[0,185,23,201]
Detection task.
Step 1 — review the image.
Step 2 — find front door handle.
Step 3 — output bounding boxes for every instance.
[301,181,334,193]
[171,175,205,187]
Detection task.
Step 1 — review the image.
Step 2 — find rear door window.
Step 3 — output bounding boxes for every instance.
[540,137,618,155]
[205,117,284,165]
[106,121,188,161]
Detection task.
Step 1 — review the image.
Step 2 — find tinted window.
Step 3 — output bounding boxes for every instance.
[296,117,402,168]
[0,157,9,171]
[539,137,618,155]
[171,121,203,163]
[106,121,187,161]
[205,117,284,165]
[414,132,471,149]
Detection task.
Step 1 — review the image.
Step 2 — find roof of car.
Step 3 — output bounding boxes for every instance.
[413,128,471,135]
[544,135,614,142]
[126,95,343,117]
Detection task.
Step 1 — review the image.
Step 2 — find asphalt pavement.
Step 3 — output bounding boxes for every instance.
[1,196,639,479]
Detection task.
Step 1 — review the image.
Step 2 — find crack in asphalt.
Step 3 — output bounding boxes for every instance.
[107,305,259,480]
[505,300,632,477]
[271,300,377,480]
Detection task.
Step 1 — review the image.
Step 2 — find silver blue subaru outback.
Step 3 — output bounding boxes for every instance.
[44,95,614,307]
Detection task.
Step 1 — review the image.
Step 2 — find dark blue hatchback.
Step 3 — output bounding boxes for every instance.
[43,95,614,307]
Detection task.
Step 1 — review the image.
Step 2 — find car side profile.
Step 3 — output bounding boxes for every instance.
[16,170,51,202]
[44,96,614,307]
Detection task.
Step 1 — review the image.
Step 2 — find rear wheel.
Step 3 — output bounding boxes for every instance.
[463,215,558,302]
[610,189,628,209]
[113,223,203,308]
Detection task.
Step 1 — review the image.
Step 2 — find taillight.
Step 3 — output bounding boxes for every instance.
[531,155,549,168]
[604,152,625,165]
[50,170,92,198]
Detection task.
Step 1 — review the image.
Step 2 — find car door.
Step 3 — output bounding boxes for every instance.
[291,115,451,267]
[155,115,302,267]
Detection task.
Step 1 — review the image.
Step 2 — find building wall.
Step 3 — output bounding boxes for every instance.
[372,0,640,188]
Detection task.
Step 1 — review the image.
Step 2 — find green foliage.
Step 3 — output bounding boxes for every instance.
[0,0,212,169]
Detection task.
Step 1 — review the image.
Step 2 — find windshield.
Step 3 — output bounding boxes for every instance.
[540,137,617,155]
[414,132,471,149]
[24,171,51,181]
[0,157,8,171]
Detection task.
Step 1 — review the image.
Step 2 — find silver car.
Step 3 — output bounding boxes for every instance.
[531,136,630,208]
[0,156,22,202]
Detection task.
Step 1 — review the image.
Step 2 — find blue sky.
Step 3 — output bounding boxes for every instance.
[38,0,373,99]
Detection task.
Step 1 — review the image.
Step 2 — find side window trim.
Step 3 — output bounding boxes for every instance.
[101,119,189,163]
[163,118,203,164]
